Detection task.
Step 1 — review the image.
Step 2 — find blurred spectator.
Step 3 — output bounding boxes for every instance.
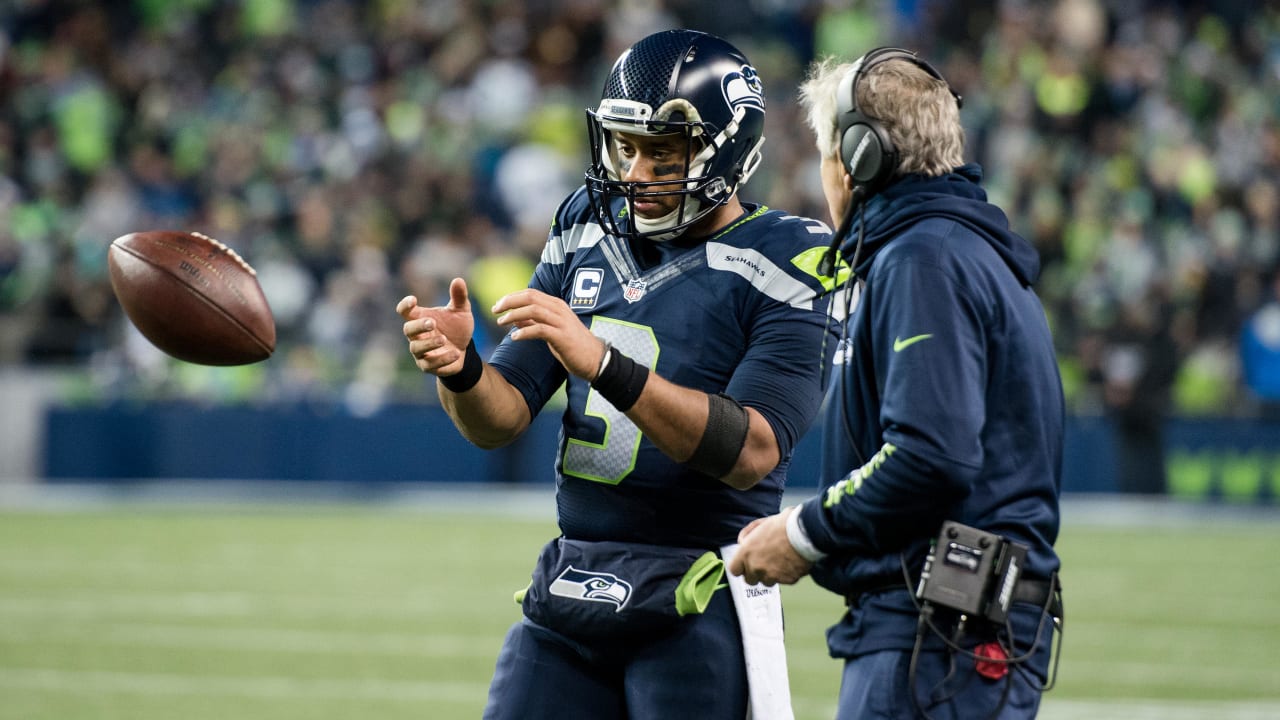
[0,0,1277,432]
[1100,293,1181,494]
[1241,271,1280,418]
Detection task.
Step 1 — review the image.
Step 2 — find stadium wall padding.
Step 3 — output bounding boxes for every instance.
[40,403,1280,500]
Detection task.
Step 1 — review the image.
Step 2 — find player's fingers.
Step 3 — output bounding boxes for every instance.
[407,337,432,358]
[493,302,553,330]
[424,346,463,369]
[496,299,570,330]
[492,287,550,315]
[409,331,453,356]
[402,317,435,340]
[396,295,419,319]
[410,341,461,371]
[448,278,469,311]
[490,292,518,316]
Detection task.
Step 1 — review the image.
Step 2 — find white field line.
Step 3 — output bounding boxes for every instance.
[0,667,486,704]
[0,621,497,658]
[0,481,559,518]
[8,484,1276,527]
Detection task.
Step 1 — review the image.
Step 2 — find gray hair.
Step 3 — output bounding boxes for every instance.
[799,54,964,178]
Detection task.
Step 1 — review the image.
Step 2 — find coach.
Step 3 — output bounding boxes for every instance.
[730,48,1065,720]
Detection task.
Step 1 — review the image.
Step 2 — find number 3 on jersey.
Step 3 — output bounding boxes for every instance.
[562,318,659,485]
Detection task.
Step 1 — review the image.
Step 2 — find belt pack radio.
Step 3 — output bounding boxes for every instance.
[915,520,1028,625]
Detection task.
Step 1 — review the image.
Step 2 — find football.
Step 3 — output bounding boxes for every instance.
[107,230,276,366]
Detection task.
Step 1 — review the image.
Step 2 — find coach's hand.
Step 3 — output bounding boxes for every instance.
[728,508,813,586]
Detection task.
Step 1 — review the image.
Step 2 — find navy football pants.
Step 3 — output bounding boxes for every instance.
[482,587,748,720]
[837,647,1044,719]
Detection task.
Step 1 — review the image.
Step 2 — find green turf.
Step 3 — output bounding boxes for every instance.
[0,505,1277,719]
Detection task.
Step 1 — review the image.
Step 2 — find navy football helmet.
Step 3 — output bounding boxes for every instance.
[585,30,766,242]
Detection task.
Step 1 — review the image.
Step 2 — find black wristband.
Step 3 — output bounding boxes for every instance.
[439,339,483,393]
[590,346,649,411]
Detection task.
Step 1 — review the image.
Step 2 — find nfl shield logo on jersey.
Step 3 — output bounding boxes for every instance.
[623,278,647,303]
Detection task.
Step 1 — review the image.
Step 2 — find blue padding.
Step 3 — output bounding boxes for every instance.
[41,404,1280,498]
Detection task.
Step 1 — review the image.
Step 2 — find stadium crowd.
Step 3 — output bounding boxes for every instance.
[1,0,1278,428]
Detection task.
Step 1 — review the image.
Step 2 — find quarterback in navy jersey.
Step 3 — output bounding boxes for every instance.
[504,186,834,549]
[399,30,837,720]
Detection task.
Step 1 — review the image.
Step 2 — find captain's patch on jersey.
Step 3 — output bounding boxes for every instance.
[549,566,633,611]
[571,267,605,309]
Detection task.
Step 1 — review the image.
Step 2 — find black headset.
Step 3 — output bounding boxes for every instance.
[836,47,962,193]
[818,48,961,279]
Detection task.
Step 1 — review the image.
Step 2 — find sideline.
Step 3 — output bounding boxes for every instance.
[1,482,1277,526]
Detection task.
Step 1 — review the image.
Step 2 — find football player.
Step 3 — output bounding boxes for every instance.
[398,29,838,720]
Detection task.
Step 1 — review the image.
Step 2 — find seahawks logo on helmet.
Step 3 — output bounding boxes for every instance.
[549,566,633,611]
[722,64,764,113]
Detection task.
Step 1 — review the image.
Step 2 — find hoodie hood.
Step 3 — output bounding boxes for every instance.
[840,164,1040,286]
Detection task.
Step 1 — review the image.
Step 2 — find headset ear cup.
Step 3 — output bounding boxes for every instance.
[841,123,881,184]
[840,117,897,190]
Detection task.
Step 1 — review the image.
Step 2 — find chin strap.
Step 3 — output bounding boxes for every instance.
[632,196,704,242]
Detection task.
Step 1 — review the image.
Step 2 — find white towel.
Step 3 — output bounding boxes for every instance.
[720,543,795,720]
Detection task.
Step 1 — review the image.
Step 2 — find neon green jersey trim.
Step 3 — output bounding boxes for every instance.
[513,583,531,605]
[792,245,853,290]
[824,443,897,508]
[711,205,770,240]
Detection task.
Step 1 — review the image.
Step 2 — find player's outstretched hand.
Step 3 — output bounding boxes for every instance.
[728,508,813,586]
[492,288,605,380]
[398,277,476,377]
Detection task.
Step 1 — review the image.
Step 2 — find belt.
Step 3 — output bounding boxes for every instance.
[843,576,914,606]
[846,573,1060,616]
[1012,575,1058,609]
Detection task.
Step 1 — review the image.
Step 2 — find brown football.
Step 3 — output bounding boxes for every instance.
[107,230,276,366]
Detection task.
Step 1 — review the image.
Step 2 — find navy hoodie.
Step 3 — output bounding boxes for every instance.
[795,164,1064,662]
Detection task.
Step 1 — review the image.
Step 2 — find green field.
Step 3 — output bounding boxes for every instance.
[1,494,1278,719]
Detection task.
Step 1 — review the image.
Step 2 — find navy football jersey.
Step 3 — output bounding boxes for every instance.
[488,187,838,548]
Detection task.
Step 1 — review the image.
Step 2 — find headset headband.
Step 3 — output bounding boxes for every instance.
[820,48,963,278]
[837,47,961,119]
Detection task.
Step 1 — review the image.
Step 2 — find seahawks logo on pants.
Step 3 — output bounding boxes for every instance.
[549,566,633,612]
